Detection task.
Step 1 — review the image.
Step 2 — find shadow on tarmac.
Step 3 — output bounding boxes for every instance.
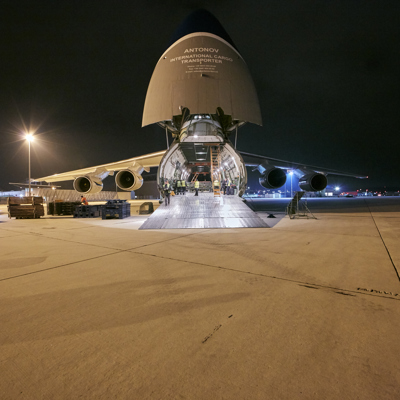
[0,276,250,344]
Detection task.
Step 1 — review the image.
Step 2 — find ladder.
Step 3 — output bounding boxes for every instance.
[191,172,199,183]
[286,191,316,219]
[210,146,221,197]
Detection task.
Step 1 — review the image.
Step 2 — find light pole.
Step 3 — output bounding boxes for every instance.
[289,171,293,198]
[285,177,287,198]
[25,133,34,196]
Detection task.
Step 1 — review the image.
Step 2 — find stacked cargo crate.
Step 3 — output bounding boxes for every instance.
[101,200,131,219]
[7,196,45,219]
[48,201,81,216]
[73,205,102,218]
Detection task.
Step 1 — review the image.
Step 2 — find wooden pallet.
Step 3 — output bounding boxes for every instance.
[7,197,44,219]
[7,196,43,206]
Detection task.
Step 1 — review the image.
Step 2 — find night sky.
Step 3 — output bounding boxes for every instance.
[1,0,399,192]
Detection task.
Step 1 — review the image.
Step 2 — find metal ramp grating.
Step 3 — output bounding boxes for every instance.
[139,192,270,229]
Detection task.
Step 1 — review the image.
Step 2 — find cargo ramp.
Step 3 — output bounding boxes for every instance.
[139,192,269,229]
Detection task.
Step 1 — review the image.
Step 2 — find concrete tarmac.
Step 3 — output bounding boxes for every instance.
[1,197,399,399]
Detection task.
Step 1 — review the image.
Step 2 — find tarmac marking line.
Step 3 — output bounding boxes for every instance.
[0,230,213,282]
[0,250,124,283]
[125,229,214,250]
[0,229,129,252]
[128,250,400,302]
[0,231,28,239]
[364,200,400,282]
[53,225,101,231]
[357,287,400,297]
[20,228,214,252]
[335,291,356,297]
[299,285,319,290]
[202,324,222,344]
[201,315,234,344]
[30,234,127,251]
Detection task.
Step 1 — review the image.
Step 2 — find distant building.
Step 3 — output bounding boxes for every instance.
[0,190,25,197]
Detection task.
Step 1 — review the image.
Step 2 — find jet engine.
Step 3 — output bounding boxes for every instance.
[259,167,287,189]
[115,169,143,191]
[73,176,103,194]
[299,173,327,192]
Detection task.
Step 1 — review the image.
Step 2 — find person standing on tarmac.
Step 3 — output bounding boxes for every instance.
[181,179,186,195]
[194,180,199,196]
[163,179,171,205]
[177,179,182,195]
[80,195,88,205]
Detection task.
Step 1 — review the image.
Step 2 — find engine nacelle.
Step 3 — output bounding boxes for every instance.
[73,176,103,194]
[259,167,287,189]
[115,169,143,191]
[299,173,327,192]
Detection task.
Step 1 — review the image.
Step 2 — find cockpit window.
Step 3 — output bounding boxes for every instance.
[187,121,218,136]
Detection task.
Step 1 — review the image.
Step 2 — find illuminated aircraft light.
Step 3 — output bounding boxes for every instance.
[335,187,340,191]
[289,171,293,175]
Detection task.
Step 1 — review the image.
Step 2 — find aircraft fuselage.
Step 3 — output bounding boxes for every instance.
[157,115,247,196]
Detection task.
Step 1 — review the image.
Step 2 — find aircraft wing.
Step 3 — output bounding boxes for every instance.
[35,150,166,182]
[239,151,368,178]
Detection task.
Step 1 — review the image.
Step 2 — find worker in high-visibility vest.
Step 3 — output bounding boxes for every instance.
[213,179,220,191]
[181,179,186,195]
[194,180,199,196]
[177,179,182,195]
[163,179,171,205]
[226,178,231,195]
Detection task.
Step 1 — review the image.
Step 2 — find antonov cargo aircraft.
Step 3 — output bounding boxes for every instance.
[36,10,366,197]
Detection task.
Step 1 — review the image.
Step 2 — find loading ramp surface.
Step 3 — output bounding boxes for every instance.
[139,192,269,229]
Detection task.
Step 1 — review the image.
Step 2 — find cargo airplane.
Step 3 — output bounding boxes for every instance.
[36,10,366,198]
